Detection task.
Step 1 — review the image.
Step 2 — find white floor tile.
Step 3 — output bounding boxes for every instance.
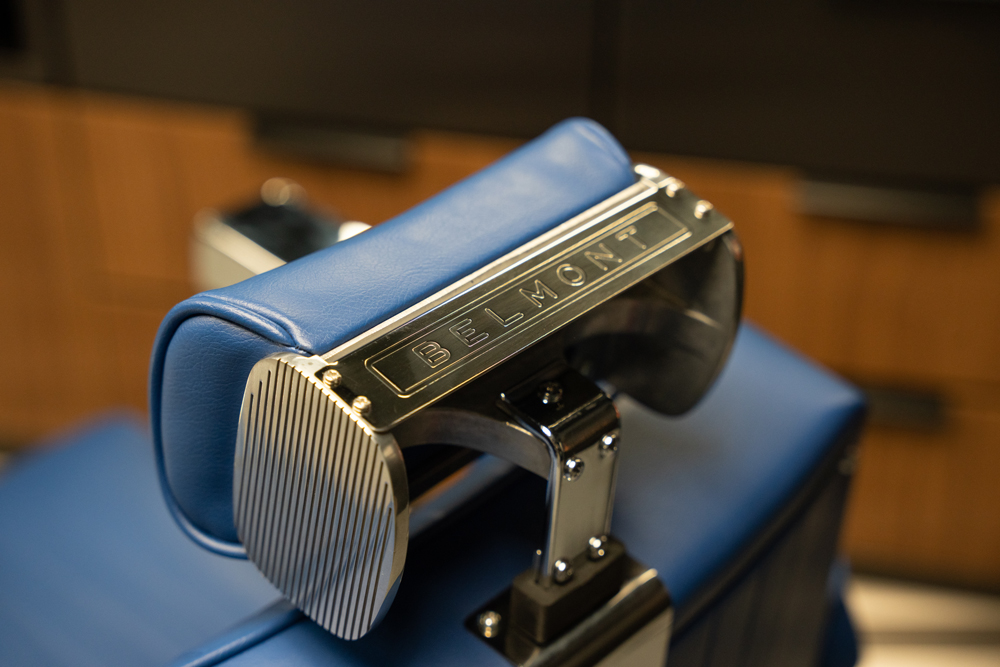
[849,575,1000,634]
[858,644,1000,667]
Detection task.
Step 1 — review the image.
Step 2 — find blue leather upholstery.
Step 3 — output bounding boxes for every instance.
[0,415,281,667]
[615,327,861,608]
[150,118,636,555]
[171,326,865,666]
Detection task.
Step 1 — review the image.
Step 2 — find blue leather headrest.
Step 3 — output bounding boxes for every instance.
[150,118,636,556]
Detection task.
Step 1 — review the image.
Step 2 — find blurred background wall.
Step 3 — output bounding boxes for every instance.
[0,0,998,596]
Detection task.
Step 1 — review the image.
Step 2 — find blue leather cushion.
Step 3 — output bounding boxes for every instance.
[150,118,636,555]
[0,414,282,667]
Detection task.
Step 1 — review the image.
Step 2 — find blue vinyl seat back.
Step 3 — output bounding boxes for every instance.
[0,415,282,667]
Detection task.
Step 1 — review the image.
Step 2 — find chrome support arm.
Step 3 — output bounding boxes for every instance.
[500,367,621,583]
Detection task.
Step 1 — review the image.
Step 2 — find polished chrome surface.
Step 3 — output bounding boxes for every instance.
[538,381,563,406]
[565,229,743,416]
[319,166,733,431]
[234,353,409,640]
[588,535,608,560]
[663,177,685,198]
[562,457,584,481]
[408,455,517,537]
[600,431,619,454]
[694,199,714,219]
[321,368,342,388]
[478,611,502,638]
[502,367,621,580]
[234,164,741,640]
[553,559,574,584]
[351,395,372,416]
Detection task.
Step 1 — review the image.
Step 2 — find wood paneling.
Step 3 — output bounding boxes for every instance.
[0,83,517,442]
[844,401,1000,588]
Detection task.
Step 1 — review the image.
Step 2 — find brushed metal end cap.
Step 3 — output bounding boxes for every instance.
[234,354,410,640]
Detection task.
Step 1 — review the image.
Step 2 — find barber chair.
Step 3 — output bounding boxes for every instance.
[0,119,863,666]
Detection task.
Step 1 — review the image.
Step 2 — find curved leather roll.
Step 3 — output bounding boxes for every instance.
[150,118,636,556]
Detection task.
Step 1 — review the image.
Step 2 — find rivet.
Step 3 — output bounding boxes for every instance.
[663,177,686,197]
[563,457,584,481]
[352,395,372,416]
[538,381,563,406]
[477,610,502,638]
[694,200,714,219]
[588,535,608,560]
[321,368,342,389]
[600,431,619,455]
[634,164,662,180]
[553,559,574,584]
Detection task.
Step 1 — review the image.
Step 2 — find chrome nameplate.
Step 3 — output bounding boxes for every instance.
[368,202,686,395]
[321,168,732,430]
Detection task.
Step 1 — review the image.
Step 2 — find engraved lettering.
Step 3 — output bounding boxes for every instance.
[412,341,451,368]
[519,279,559,308]
[556,263,586,287]
[448,319,489,347]
[584,242,623,271]
[616,225,647,250]
[485,307,524,327]
[365,202,700,405]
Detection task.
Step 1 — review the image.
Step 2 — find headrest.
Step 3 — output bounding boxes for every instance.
[150,118,637,557]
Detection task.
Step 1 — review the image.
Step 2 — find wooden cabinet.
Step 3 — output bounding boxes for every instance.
[0,82,997,588]
[0,82,517,442]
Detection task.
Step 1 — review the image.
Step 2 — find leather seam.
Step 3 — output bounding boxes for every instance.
[150,305,308,558]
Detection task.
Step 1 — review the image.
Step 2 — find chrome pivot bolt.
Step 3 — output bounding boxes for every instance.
[563,457,584,481]
[588,535,608,560]
[553,559,574,584]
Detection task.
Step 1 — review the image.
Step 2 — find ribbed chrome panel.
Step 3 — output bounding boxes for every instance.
[234,354,408,640]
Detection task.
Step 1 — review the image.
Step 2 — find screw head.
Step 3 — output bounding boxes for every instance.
[634,164,662,180]
[352,395,372,416]
[538,381,563,406]
[562,457,584,481]
[694,200,714,219]
[663,177,686,197]
[600,431,619,455]
[553,559,574,584]
[321,368,342,389]
[477,610,502,638]
[588,535,608,560]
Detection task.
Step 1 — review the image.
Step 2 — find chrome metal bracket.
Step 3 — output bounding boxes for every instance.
[467,558,672,667]
[500,365,621,582]
[232,165,743,641]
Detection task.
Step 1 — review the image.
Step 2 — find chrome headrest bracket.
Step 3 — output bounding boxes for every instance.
[233,165,741,643]
[500,365,621,585]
